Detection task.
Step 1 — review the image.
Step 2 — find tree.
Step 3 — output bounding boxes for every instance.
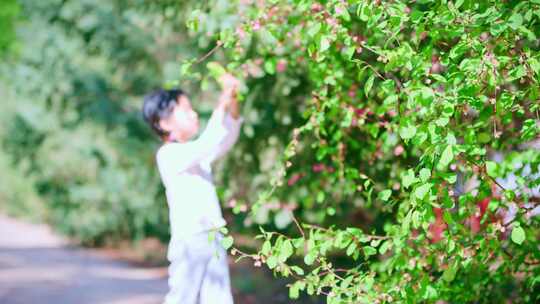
[181,0,540,302]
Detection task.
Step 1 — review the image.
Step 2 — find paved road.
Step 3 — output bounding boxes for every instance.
[0,214,168,304]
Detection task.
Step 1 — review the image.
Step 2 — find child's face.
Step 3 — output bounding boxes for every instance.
[159,95,199,141]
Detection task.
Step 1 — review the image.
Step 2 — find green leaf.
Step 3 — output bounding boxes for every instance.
[415,183,432,200]
[508,13,523,30]
[399,125,417,140]
[289,282,303,299]
[378,189,392,201]
[264,59,276,75]
[262,240,272,255]
[346,242,357,256]
[326,207,336,216]
[304,252,316,265]
[449,42,468,60]
[486,161,497,177]
[520,119,538,140]
[206,61,226,79]
[504,190,516,201]
[220,236,234,250]
[279,240,294,262]
[260,28,277,45]
[438,145,454,169]
[412,210,420,228]
[379,240,392,254]
[180,61,193,76]
[490,22,507,37]
[365,74,375,97]
[344,46,356,60]
[290,266,304,275]
[319,36,330,52]
[442,264,457,282]
[508,65,527,81]
[447,239,456,252]
[383,94,398,106]
[341,276,353,289]
[336,5,351,21]
[401,169,418,189]
[289,284,300,299]
[511,226,525,245]
[363,246,377,256]
[419,168,431,182]
[370,239,381,247]
[307,22,322,37]
[529,57,540,75]
[186,9,201,31]
[341,109,354,127]
[431,74,447,83]
[424,285,438,299]
[519,25,537,41]
[357,3,370,21]
[267,255,278,269]
[443,173,457,184]
[435,117,449,127]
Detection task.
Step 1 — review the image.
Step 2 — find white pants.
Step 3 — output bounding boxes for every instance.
[163,232,234,304]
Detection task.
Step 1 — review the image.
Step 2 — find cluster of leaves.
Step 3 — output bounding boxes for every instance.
[181,0,540,302]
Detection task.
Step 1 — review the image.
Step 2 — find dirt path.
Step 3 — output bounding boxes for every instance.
[0,213,168,304]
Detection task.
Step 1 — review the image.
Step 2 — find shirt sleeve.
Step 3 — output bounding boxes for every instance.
[156,108,242,174]
[203,112,243,164]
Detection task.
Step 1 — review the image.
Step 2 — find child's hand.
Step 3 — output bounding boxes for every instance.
[218,73,240,93]
[217,73,240,119]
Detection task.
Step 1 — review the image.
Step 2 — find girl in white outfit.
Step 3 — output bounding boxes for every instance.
[142,74,242,304]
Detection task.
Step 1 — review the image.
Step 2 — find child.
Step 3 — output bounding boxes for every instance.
[142,74,242,304]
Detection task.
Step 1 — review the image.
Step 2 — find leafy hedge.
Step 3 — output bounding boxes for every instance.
[0,0,177,244]
[181,0,540,302]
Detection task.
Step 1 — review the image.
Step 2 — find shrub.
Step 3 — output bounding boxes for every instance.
[183,1,540,302]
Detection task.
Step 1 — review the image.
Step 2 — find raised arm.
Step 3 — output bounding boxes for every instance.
[203,111,243,164]
[157,107,231,173]
[203,75,243,163]
[157,73,242,173]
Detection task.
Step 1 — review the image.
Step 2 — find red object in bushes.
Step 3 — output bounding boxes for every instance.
[429,197,500,243]
[429,207,447,243]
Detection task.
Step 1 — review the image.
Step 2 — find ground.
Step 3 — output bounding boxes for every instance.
[0,213,168,304]
[0,213,319,304]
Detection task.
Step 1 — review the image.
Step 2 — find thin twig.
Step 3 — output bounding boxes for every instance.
[356,59,385,80]
[195,41,223,64]
[465,157,507,192]
[291,211,306,239]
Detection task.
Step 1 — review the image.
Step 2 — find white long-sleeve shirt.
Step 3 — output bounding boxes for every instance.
[156,108,243,241]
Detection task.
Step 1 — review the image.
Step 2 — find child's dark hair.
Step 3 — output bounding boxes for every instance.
[142,88,185,139]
